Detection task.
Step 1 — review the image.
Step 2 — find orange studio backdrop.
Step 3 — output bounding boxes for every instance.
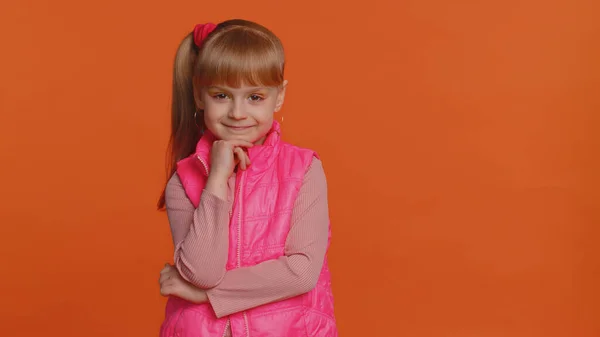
[0,0,598,336]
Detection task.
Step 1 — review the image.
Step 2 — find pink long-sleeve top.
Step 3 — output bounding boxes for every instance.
[164,157,330,329]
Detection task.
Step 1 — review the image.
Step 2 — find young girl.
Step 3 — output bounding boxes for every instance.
[156,19,337,337]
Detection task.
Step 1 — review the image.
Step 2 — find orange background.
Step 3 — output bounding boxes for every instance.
[1,0,598,336]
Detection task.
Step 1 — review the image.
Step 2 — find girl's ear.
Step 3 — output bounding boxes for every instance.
[193,77,205,110]
[274,80,288,112]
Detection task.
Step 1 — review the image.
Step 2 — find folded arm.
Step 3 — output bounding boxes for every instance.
[165,175,231,288]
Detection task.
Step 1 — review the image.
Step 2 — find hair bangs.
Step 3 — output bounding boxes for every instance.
[195,27,284,88]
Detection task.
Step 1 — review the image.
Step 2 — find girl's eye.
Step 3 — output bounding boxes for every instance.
[213,93,229,100]
[249,94,263,102]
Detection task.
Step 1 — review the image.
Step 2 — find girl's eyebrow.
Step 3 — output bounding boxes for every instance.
[208,86,268,92]
[206,86,227,91]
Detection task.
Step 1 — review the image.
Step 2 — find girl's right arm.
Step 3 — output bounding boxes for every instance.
[165,174,231,289]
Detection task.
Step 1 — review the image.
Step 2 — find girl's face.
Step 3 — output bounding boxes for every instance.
[199,81,287,145]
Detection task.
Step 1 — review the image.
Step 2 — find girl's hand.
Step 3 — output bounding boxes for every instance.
[209,140,253,180]
[159,264,208,304]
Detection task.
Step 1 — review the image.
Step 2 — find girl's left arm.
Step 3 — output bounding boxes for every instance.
[205,157,330,318]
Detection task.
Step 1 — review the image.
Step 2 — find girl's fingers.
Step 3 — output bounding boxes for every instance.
[234,147,248,170]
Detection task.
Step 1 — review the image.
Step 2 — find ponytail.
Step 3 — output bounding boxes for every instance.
[157,33,201,210]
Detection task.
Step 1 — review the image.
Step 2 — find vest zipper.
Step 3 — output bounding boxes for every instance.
[196,155,209,176]
[221,320,230,337]
[236,171,244,268]
[243,313,250,337]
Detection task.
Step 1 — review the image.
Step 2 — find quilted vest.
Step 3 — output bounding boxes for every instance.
[160,122,337,337]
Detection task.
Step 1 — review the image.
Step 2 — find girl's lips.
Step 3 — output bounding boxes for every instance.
[225,125,254,130]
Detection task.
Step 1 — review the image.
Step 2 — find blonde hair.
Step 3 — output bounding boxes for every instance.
[158,19,285,209]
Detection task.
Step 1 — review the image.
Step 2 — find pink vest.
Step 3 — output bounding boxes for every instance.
[160,122,337,337]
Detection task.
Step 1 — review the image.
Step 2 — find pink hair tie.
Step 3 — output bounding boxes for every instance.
[193,23,217,47]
